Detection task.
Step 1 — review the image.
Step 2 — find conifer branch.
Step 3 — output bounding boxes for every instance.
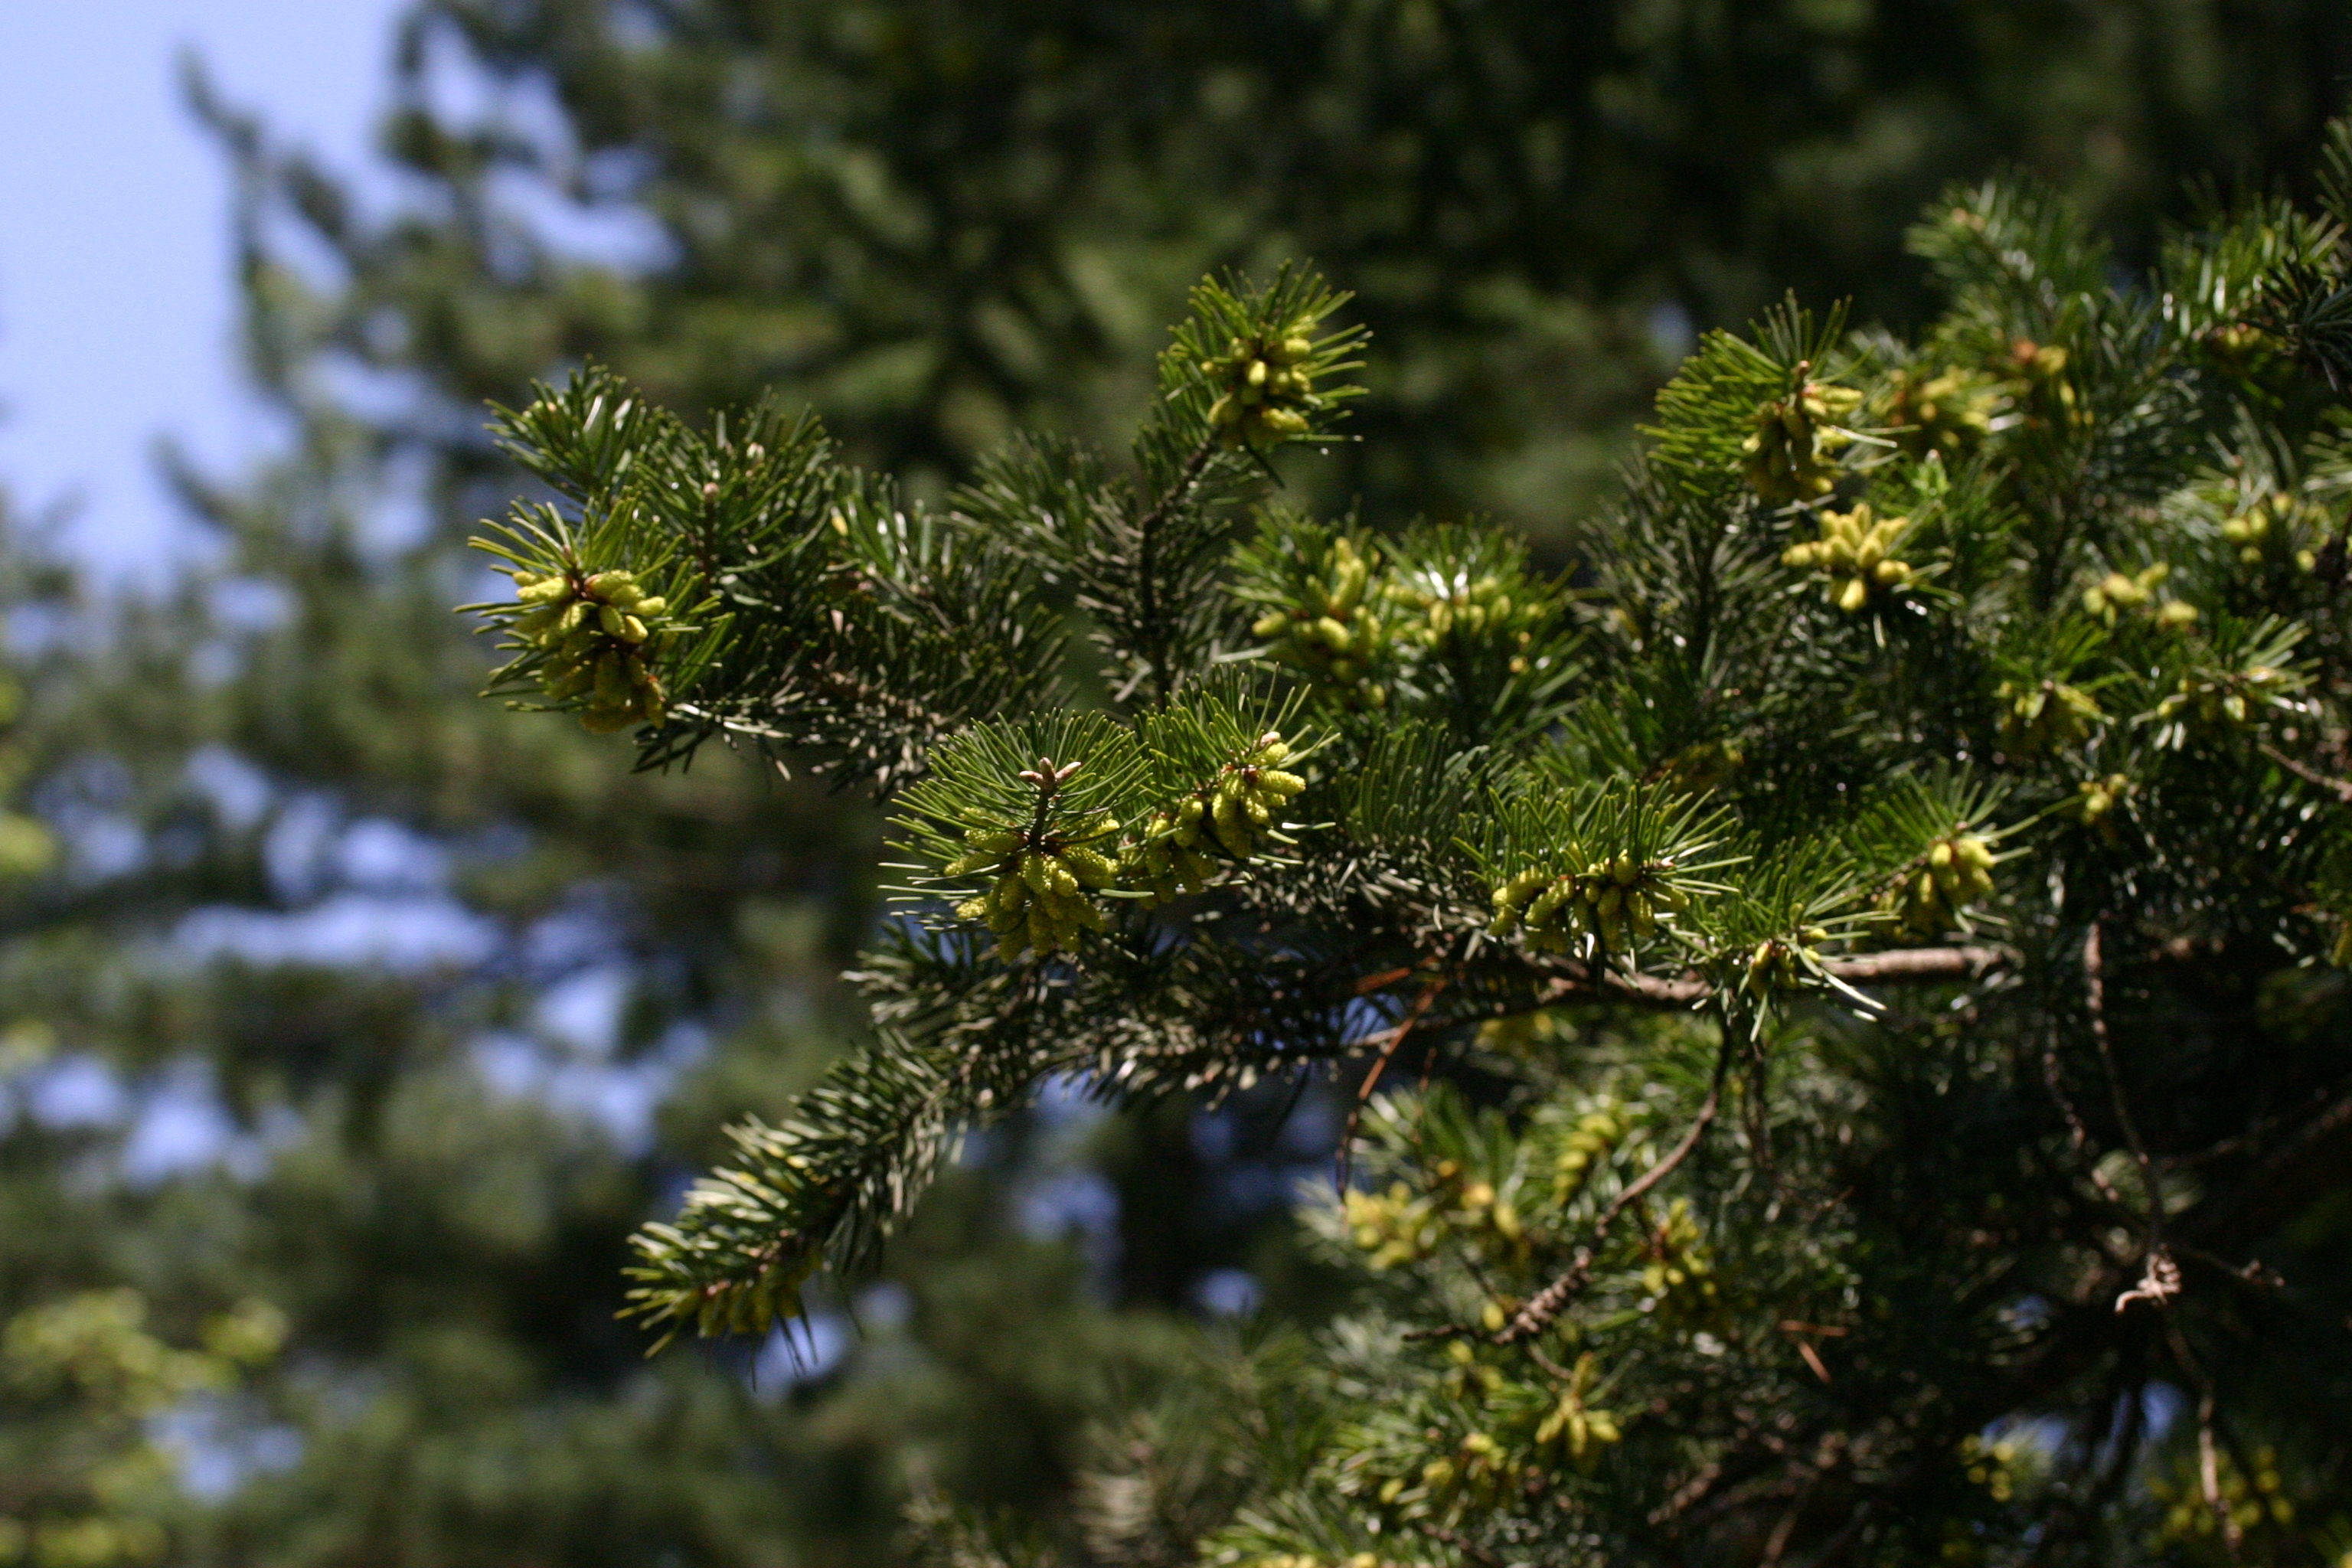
[1129,433,1220,707]
[1497,1031,1736,1344]
[1537,943,2013,1008]
[2084,923,2168,1304]
[1335,975,1446,1188]
[2261,740,2352,802]
[457,131,2352,1555]
[2043,1022,2132,1212]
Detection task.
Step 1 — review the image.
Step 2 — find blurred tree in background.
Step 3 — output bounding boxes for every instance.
[233,0,2352,531]
[2,2,2350,1564]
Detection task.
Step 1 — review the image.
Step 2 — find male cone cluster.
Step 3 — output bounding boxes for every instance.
[1416,1428,1517,1513]
[1741,931,1828,996]
[1551,1100,1628,1207]
[2007,338,2080,428]
[1122,733,1306,902]
[1959,1435,2024,1507]
[1252,537,1387,707]
[1996,676,2103,753]
[2082,562,2197,626]
[1488,854,1681,953]
[1641,1198,1723,1329]
[946,814,1119,962]
[2152,663,2297,734]
[2064,773,2132,835]
[1534,1352,1623,1469]
[1781,501,1916,612]
[2221,492,2328,571]
[1888,364,2002,459]
[1205,325,1326,448]
[2148,1446,2292,1547]
[1883,831,1997,933]
[1123,803,1223,904]
[1393,568,1540,668]
[2222,494,2287,562]
[1741,375,1862,502]
[1341,1181,1439,1272]
[506,567,671,732]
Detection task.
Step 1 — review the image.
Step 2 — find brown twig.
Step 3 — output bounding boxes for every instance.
[1398,1321,1473,1342]
[2041,1023,2130,1209]
[2161,1312,2245,1563]
[2085,923,2171,1314]
[1334,976,1445,1190]
[1542,944,2013,1010]
[1778,1321,1845,1383]
[2187,1081,2352,1246]
[2174,1246,2284,1290]
[1498,1031,1736,1344]
[2197,1398,2243,1561]
[1651,1455,1728,1526]
[1761,1477,1820,1568]
[1521,1339,1579,1385]
[2260,740,2352,802]
[1125,435,1219,707]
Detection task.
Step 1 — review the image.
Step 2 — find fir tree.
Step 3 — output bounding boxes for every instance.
[27,4,2341,1562]
[470,119,2352,1565]
[211,0,2352,539]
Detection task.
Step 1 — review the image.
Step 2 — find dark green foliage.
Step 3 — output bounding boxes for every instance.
[197,0,2352,538]
[11,6,2352,1567]
[484,116,2352,1565]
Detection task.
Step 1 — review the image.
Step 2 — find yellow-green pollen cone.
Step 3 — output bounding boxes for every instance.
[1740,374,1862,502]
[1488,850,1685,955]
[1782,501,1916,612]
[1250,538,1389,708]
[507,567,672,733]
[1120,732,1306,903]
[1881,831,1997,934]
[1204,327,1325,449]
[1996,676,2102,754]
[944,811,1122,962]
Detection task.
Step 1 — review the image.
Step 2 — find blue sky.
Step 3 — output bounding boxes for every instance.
[0,4,409,581]
[0,7,685,1182]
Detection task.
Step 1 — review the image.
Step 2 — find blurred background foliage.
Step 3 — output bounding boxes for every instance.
[2,1,2351,1563]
